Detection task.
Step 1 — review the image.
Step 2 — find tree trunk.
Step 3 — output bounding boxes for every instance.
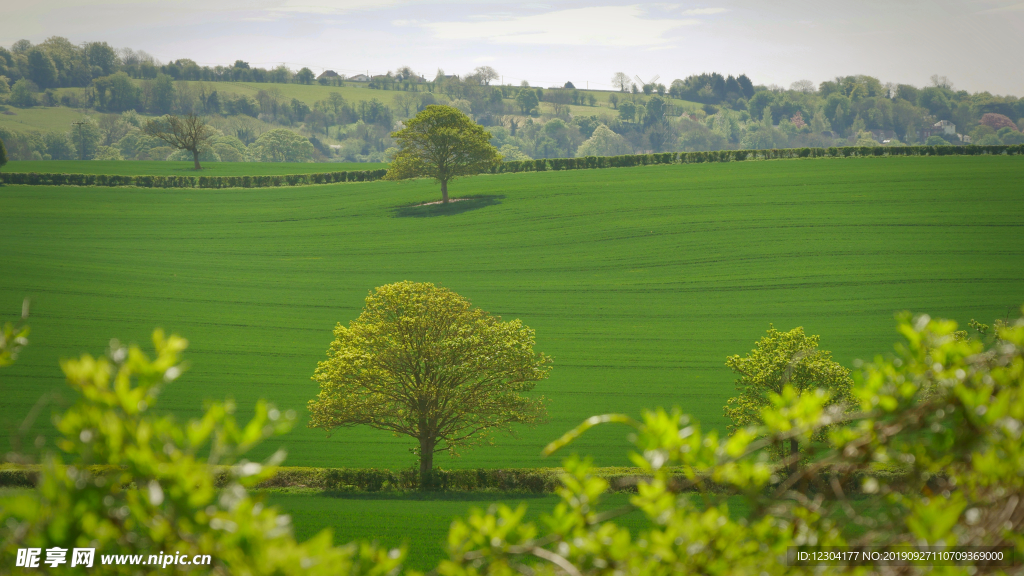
[440,180,448,204]
[789,438,799,477]
[419,436,435,490]
[192,149,201,171]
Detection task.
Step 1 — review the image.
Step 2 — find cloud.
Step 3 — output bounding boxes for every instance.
[978,1,1024,11]
[422,6,700,47]
[680,7,728,15]
[257,0,417,17]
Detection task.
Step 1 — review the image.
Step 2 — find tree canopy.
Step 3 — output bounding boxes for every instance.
[384,105,501,203]
[308,281,551,484]
[724,325,853,471]
[245,128,314,162]
[143,112,213,170]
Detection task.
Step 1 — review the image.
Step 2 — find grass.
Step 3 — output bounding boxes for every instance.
[2,160,386,176]
[0,106,95,134]
[0,485,749,571]
[261,490,648,571]
[1,156,1022,473]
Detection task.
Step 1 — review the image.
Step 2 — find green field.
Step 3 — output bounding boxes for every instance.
[0,106,95,134]
[1,157,1022,472]
[265,490,653,571]
[2,160,386,176]
[0,486,739,571]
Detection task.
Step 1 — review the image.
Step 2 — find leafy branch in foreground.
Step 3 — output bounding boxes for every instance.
[437,309,1024,575]
[0,299,29,367]
[0,331,402,575]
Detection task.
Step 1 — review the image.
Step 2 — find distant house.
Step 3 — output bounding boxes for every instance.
[869,129,896,142]
[317,70,341,81]
[348,74,369,82]
[917,120,957,140]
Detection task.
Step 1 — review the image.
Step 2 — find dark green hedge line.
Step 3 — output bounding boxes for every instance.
[0,169,389,188]
[0,465,910,495]
[3,145,1017,189]
[493,144,1023,173]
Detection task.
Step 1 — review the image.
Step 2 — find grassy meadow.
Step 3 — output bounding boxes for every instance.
[1,156,1022,473]
[0,106,97,134]
[3,160,386,175]
[8,79,695,136]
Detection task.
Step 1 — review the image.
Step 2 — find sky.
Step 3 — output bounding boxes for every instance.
[3,0,1023,95]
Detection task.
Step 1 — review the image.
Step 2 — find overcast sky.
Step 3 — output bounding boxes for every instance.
[4,0,1023,95]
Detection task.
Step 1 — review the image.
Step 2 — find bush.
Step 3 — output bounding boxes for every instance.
[440,310,1024,574]
[0,330,404,574]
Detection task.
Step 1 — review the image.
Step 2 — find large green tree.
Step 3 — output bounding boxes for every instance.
[308,281,551,485]
[384,105,500,204]
[724,325,852,474]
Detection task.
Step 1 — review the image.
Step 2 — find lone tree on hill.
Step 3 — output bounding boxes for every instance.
[143,112,213,170]
[308,281,551,486]
[384,105,501,204]
[724,325,852,475]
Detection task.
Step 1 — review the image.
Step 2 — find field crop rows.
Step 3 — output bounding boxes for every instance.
[1,156,1022,473]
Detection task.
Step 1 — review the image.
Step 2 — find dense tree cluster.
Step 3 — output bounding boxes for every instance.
[2,37,1023,164]
[0,38,330,90]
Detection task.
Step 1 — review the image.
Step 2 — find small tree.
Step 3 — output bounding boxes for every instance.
[724,325,852,474]
[384,105,500,204]
[0,136,7,171]
[143,112,213,170]
[473,66,499,85]
[308,281,551,485]
[612,72,631,92]
[515,89,539,115]
[295,67,315,85]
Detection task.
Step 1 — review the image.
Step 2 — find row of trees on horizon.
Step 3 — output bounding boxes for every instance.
[2,36,1023,164]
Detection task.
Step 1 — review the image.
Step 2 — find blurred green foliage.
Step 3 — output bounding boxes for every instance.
[0,330,402,575]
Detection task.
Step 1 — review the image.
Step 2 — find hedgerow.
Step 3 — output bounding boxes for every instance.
[0,168,388,188]
[1,145,1018,189]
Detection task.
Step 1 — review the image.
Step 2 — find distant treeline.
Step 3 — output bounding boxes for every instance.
[4,37,1024,166]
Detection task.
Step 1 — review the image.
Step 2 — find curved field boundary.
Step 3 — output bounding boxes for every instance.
[1,145,1020,189]
[0,464,906,494]
[0,169,388,188]
[495,144,1023,173]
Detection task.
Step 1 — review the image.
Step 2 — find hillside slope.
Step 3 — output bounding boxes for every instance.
[1,156,1021,469]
